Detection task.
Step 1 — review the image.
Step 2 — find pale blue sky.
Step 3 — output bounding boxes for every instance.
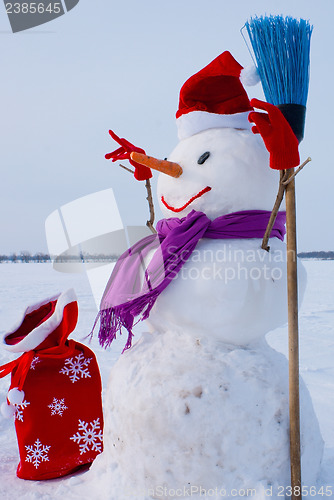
[0,0,333,253]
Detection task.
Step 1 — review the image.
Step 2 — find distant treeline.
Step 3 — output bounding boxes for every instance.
[0,253,51,263]
[0,251,333,263]
[297,251,334,260]
[0,253,119,264]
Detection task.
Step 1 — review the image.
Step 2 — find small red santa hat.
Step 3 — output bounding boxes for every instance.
[176,51,257,140]
[2,288,78,353]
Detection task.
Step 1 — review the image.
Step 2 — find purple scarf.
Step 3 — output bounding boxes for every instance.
[97,209,286,350]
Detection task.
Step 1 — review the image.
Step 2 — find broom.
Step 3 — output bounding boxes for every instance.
[243,15,313,499]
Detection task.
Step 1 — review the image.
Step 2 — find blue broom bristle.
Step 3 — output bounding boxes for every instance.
[245,15,313,106]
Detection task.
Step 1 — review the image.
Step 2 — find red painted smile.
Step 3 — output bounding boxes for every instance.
[161,186,212,213]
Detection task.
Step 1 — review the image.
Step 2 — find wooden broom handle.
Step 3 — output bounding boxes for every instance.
[285,168,302,499]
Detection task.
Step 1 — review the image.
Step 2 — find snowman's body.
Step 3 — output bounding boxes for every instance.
[147,237,288,345]
[96,128,323,498]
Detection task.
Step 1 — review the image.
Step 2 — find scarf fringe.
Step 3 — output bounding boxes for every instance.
[97,290,160,351]
[98,308,122,348]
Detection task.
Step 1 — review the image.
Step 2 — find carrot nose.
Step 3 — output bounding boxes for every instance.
[130,152,183,178]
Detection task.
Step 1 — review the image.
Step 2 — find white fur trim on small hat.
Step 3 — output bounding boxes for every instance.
[176,110,252,140]
[2,288,77,353]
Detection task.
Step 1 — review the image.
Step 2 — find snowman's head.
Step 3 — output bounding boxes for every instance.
[131,52,283,220]
[157,127,282,220]
[131,51,284,220]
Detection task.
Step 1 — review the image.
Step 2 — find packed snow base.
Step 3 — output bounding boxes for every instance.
[98,331,323,498]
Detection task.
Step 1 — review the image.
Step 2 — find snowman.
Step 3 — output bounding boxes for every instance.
[92,52,323,499]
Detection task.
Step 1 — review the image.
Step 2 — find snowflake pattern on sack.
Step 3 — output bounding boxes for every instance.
[70,418,103,455]
[59,353,92,383]
[30,356,41,370]
[48,397,68,416]
[14,400,30,422]
[25,438,50,468]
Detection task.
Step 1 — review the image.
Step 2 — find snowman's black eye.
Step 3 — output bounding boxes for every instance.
[197,152,210,165]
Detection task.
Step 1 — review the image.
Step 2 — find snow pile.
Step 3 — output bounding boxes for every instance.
[0,262,332,500]
[93,330,323,499]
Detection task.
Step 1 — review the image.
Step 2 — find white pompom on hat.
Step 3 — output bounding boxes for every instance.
[240,65,261,87]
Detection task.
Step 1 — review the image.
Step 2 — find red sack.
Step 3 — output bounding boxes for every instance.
[0,289,103,480]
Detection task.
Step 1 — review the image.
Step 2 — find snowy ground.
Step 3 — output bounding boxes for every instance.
[0,261,333,499]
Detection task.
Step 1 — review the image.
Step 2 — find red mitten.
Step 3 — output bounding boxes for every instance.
[105,130,152,181]
[248,98,300,170]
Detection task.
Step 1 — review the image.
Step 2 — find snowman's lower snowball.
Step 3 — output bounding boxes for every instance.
[93,330,323,499]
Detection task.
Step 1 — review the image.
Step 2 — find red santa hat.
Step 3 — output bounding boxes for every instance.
[176,51,256,140]
[2,288,78,354]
